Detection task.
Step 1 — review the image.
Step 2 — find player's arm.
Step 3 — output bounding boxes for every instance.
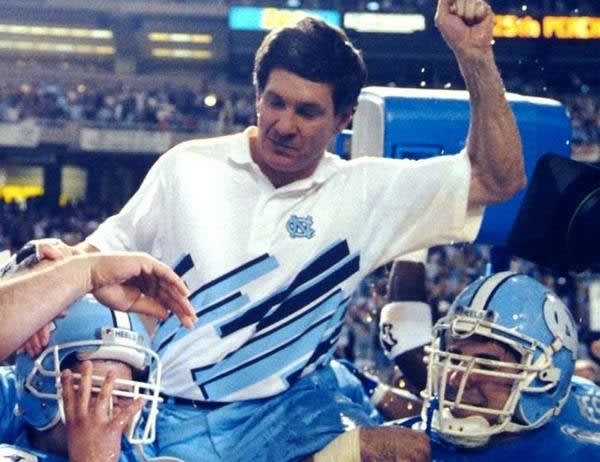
[76,241,100,253]
[381,259,431,392]
[436,0,525,208]
[0,252,195,360]
[307,427,430,462]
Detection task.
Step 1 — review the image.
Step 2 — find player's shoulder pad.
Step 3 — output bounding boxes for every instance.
[0,443,42,461]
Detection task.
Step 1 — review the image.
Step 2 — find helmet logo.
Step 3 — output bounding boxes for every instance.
[102,327,144,346]
[455,306,497,322]
[543,294,578,356]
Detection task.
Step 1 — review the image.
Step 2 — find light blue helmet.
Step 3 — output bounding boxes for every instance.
[15,295,162,444]
[423,271,578,448]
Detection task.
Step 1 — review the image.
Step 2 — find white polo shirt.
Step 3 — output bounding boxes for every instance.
[87,127,482,401]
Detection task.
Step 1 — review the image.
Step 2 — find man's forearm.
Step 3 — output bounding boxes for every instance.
[76,241,100,253]
[0,257,92,359]
[460,52,525,207]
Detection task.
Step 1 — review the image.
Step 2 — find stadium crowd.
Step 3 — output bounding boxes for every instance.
[0,79,598,147]
[0,81,256,133]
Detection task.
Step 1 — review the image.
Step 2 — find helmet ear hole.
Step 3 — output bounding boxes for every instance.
[60,352,79,371]
[133,366,150,382]
[539,368,560,382]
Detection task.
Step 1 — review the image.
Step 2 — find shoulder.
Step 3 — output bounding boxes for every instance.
[570,375,600,395]
[0,365,17,406]
[559,377,600,427]
[152,132,248,176]
[165,132,246,160]
[0,367,24,446]
[0,443,58,461]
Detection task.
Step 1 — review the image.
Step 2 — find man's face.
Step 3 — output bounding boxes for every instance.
[70,359,133,412]
[443,336,519,424]
[252,68,352,187]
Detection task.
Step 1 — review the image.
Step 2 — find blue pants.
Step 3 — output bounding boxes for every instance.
[152,365,378,462]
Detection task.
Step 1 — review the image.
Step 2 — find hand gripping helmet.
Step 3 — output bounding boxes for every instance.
[422,271,578,448]
[15,295,162,445]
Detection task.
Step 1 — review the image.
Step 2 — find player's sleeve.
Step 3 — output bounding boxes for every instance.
[0,367,23,443]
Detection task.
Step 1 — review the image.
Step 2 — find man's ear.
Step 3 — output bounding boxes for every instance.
[255,91,262,121]
[335,108,354,133]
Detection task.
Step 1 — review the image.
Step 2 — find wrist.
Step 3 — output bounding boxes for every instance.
[66,254,96,294]
[455,49,497,77]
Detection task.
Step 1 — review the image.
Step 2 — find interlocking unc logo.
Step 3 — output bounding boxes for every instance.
[286,215,315,239]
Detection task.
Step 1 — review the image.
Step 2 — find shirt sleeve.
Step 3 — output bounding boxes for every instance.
[353,150,484,271]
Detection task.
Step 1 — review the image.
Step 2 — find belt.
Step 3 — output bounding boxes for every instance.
[159,393,228,410]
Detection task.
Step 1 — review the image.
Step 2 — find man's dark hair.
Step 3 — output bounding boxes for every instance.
[253,16,367,115]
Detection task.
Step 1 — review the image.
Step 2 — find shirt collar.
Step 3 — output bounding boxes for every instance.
[228,126,342,191]
[227,126,256,166]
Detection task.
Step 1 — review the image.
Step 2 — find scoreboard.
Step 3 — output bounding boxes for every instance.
[226,5,600,81]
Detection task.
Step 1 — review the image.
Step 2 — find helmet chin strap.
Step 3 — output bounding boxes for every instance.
[437,410,492,448]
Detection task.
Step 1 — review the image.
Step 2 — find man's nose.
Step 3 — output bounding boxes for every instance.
[447,359,472,388]
[448,367,464,388]
[275,109,298,136]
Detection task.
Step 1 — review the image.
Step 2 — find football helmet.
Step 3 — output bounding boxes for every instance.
[15,295,162,445]
[422,271,578,448]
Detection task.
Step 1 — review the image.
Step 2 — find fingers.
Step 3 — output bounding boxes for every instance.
[126,290,169,320]
[22,324,51,357]
[144,257,190,298]
[37,242,67,261]
[449,0,490,24]
[94,369,116,419]
[130,291,196,330]
[36,238,79,261]
[77,361,93,416]
[112,398,144,432]
[61,368,76,421]
[117,254,196,328]
[90,252,196,329]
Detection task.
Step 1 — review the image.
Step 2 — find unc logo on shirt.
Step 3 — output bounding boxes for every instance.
[286,215,315,239]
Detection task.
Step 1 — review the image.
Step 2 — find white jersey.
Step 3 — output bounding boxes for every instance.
[87,127,482,401]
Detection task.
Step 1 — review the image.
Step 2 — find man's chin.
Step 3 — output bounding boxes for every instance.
[265,152,301,172]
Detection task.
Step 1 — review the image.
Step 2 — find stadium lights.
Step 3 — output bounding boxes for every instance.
[0,40,114,55]
[151,48,213,59]
[147,32,213,44]
[147,32,215,60]
[0,24,113,39]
